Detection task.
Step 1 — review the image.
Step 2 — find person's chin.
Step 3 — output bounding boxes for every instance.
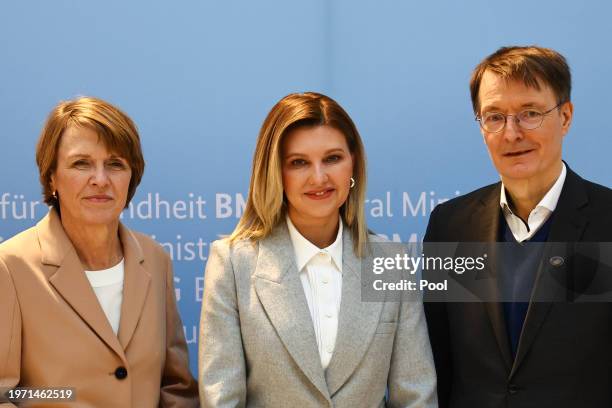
[495,156,535,177]
[296,205,338,223]
[78,208,121,226]
[499,164,539,181]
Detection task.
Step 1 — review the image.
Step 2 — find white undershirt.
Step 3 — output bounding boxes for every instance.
[84,259,125,335]
[500,163,566,242]
[286,216,343,370]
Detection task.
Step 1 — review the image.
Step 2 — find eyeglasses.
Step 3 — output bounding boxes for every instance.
[476,102,564,133]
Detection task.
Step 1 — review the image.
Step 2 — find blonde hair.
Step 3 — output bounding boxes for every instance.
[36,96,145,209]
[230,92,369,257]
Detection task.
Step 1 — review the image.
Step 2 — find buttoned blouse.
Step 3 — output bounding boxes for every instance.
[286,216,343,370]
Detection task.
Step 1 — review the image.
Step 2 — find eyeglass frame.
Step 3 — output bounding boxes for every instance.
[475,101,565,133]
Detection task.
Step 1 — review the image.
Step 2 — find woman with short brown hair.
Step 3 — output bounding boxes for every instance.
[0,96,198,407]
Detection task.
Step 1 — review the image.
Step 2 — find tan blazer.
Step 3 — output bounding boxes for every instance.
[0,210,199,408]
[199,222,437,408]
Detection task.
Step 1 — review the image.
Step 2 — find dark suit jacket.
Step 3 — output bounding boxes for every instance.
[424,165,612,408]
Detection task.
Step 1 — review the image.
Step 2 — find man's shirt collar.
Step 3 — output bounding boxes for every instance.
[499,163,566,241]
[500,162,567,215]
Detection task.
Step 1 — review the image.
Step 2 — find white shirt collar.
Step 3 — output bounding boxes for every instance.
[286,215,343,273]
[500,162,567,215]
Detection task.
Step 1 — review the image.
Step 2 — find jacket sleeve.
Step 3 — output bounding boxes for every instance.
[159,254,199,407]
[198,240,247,408]
[387,289,438,407]
[423,204,452,408]
[0,254,20,408]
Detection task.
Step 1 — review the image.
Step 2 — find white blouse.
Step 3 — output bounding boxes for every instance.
[286,216,343,370]
[84,259,125,335]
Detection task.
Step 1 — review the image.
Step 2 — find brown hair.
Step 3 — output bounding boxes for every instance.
[230,92,369,257]
[470,46,571,114]
[36,96,145,208]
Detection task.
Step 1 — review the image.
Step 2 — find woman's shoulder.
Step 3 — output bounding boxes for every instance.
[367,230,390,244]
[0,224,40,261]
[204,237,262,286]
[366,230,407,259]
[209,236,258,262]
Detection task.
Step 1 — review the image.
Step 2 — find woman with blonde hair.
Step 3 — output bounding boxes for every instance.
[199,92,436,407]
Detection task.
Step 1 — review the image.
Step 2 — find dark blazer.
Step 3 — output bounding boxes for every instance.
[424,165,612,408]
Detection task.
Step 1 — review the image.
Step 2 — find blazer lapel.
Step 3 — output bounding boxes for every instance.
[473,184,502,244]
[117,225,151,349]
[474,184,514,369]
[545,166,589,244]
[512,166,588,375]
[252,223,330,401]
[325,232,383,396]
[40,210,126,362]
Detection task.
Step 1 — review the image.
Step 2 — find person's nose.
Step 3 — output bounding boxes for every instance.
[309,162,329,185]
[501,115,524,143]
[90,163,110,187]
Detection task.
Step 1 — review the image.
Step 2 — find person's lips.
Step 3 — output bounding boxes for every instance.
[304,188,335,200]
[504,148,535,157]
[83,194,113,203]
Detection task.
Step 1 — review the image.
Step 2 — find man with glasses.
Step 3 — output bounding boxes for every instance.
[424,46,612,407]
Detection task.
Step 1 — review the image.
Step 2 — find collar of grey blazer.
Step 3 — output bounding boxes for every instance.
[36,208,151,362]
[253,221,384,400]
[253,220,358,282]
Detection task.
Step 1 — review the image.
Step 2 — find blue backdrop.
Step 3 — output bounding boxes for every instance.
[1,0,611,376]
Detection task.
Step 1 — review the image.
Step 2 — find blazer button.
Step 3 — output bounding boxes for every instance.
[508,384,519,395]
[115,366,128,380]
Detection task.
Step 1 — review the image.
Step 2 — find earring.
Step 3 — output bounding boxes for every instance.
[350,177,355,188]
[52,190,58,199]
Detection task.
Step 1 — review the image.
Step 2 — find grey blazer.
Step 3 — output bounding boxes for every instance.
[198,222,437,408]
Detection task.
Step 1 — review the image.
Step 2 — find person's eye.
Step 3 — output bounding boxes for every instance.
[520,110,543,121]
[107,160,127,170]
[290,159,307,167]
[72,160,90,169]
[484,113,504,123]
[325,155,342,163]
